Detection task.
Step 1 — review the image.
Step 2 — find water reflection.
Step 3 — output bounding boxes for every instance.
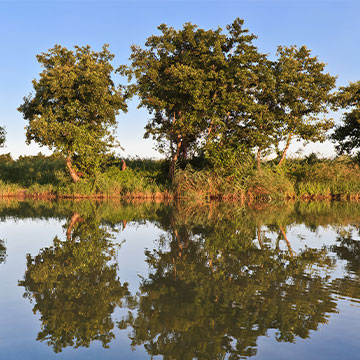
[331,227,360,301]
[122,215,337,359]
[18,209,130,353]
[9,200,360,357]
[0,239,6,264]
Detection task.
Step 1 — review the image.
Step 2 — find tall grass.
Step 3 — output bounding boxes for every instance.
[0,153,360,200]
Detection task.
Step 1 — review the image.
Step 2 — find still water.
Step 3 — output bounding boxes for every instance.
[0,200,359,359]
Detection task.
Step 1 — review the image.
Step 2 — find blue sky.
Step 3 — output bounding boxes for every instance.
[0,0,359,159]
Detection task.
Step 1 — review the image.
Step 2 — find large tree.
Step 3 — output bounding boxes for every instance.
[273,45,336,165]
[331,81,360,154]
[18,44,127,182]
[122,18,264,178]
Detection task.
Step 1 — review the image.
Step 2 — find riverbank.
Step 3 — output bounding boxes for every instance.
[1,153,360,201]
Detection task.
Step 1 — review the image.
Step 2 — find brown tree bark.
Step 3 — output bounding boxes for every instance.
[278,133,293,166]
[66,155,80,183]
[169,135,182,180]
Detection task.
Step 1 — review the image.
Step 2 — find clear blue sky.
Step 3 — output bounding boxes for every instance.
[1,0,359,159]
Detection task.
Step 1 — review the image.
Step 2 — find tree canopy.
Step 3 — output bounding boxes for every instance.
[122,18,267,176]
[123,19,336,175]
[18,44,127,182]
[331,81,360,155]
[273,45,336,165]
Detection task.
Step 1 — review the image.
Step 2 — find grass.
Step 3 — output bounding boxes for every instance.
[0,152,360,201]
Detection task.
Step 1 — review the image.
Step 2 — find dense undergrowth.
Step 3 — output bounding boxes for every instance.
[0,152,360,201]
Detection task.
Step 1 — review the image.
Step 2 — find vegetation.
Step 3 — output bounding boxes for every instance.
[0,153,360,200]
[331,81,360,155]
[0,18,359,199]
[18,44,127,182]
[122,19,336,176]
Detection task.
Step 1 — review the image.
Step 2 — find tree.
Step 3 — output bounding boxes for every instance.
[18,44,127,182]
[273,46,336,165]
[331,81,360,154]
[0,126,5,148]
[122,19,264,178]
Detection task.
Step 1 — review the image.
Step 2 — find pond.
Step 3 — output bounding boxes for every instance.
[0,199,359,359]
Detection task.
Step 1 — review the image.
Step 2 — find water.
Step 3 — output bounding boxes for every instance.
[0,200,360,359]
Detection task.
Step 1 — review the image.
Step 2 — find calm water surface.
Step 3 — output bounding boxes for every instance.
[0,200,359,359]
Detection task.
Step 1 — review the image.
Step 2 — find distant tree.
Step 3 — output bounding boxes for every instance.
[273,46,336,165]
[122,18,264,178]
[18,44,127,182]
[331,81,360,155]
[0,126,5,148]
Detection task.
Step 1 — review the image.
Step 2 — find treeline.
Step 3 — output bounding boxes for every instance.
[1,18,360,198]
[1,152,360,200]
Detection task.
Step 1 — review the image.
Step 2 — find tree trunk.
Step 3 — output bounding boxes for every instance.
[169,136,182,180]
[278,133,292,166]
[66,155,80,183]
[121,159,126,171]
[257,148,262,171]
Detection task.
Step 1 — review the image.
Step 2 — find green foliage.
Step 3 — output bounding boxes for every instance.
[0,153,65,187]
[274,46,336,140]
[245,166,296,200]
[123,18,265,177]
[204,142,255,178]
[18,44,127,180]
[331,81,360,154]
[294,157,360,197]
[123,20,336,173]
[173,165,246,200]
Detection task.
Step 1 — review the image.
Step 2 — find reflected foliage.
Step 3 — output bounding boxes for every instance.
[9,199,360,356]
[331,227,360,300]
[0,239,6,264]
[122,214,337,359]
[19,210,129,353]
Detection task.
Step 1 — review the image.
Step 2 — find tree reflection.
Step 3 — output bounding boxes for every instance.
[331,227,360,300]
[122,218,337,359]
[19,211,129,353]
[0,239,6,264]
